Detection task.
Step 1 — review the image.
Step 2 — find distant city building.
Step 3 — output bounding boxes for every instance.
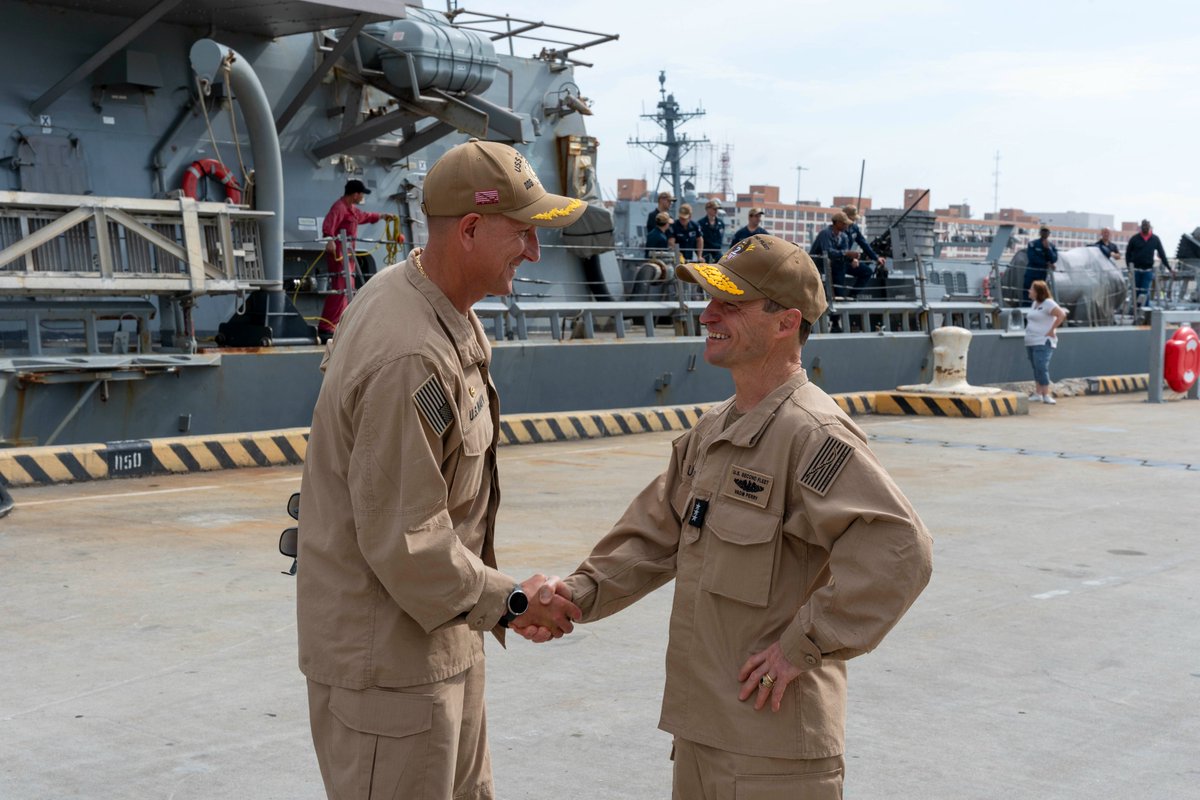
[1030,211,1113,230]
[832,196,873,212]
[904,189,931,211]
[985,208,1039,224]
[617,178,647,202]
[935,203,972,219]
[611,179,1130,261]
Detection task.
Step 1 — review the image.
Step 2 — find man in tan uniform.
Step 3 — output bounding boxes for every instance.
[297,138,586,800]
[545,235,933,798]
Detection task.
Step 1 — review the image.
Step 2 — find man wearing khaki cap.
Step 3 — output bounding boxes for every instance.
[525,234,933,797]
[646,189,676,233]
[297,137,584,800]
[731,206,769,246]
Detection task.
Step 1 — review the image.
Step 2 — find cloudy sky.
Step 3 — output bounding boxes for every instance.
[492,0,1198,241]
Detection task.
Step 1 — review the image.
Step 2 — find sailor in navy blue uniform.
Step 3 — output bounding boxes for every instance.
[698,199,726,262]
[646,191,675,234]
[1024,225,1058,301]
[1091,227,1121,260]
[810,212,872,299]
[669,204,703,261]
[842,205,885,269]
[731,207,768,246]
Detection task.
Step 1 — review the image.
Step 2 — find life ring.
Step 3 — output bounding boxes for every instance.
[181,158,242,204]
[1163,325,1199,393]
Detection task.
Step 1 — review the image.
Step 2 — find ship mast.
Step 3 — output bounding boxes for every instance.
[628,71,709,205]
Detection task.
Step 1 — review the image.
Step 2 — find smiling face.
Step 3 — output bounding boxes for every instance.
[470,213,540,298]
[698,297,781,369]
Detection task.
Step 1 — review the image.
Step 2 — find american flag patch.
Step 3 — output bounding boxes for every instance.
[800,435,854,496]
[413,374,454,436]
[474,189,500,205]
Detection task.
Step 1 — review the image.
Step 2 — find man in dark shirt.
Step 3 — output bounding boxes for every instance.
[842,205,885,269]
[1091,227,1121,260]
[731,207,768,246]
[810,211,872,299]
[645,211,671,258]
[698,198,726,262]
[1024,225,1058,302]
[669,203,702,261]
[646,191,674,234]
[1125,219,1171,306]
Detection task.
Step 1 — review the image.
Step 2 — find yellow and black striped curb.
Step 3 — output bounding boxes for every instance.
[11,375,1150,488]
[0,429,310,488]
[874,391,1025,418]
[834,393,875,416]
[1086,374,1149,394]
[499,404,715,446]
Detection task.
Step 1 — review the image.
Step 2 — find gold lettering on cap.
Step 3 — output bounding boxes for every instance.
[722,240,755,262]
[695,264,744,295]
[531,197,583,220]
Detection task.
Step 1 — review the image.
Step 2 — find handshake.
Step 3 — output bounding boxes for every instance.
[509,573,582,643]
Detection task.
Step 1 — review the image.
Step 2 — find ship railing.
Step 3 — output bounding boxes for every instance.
[475,297,706,342]
[0,191,273,297]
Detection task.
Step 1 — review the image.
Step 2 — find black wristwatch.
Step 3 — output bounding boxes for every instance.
[498,585,528,628]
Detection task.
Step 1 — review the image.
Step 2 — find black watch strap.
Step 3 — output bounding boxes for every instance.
[499,584,528,628]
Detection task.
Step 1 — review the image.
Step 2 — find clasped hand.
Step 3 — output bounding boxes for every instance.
[510,573,581,643]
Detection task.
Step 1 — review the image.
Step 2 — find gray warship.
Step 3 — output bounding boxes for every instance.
[0,1,1194,450]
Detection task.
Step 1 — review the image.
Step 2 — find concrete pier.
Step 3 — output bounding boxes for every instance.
[1,393,1197,799]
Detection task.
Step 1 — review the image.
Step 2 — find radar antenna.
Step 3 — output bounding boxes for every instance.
[628,71,710,205]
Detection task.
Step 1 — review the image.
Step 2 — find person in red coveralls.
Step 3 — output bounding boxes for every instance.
[320,179,398,340]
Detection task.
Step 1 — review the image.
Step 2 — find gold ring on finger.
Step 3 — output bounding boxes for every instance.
[759,674,775,689]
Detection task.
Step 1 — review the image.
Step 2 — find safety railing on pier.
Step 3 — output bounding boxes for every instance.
[0,191,273,297]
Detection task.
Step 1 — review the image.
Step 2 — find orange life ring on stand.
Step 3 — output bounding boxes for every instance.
[181,158,242,204]
[1163,325,1199,393]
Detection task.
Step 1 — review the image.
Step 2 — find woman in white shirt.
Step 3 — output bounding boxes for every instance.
[1024,280,1069,404]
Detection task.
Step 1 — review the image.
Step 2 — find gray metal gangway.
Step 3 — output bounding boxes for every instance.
[0,190,273,354]
[0,190,271,296]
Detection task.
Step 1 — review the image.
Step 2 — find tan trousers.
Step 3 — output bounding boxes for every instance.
[672,737,844,800]
[307,662,492,800]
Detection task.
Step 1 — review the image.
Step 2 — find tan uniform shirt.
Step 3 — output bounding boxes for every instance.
[563,370,933,760]
[297,250,515,690]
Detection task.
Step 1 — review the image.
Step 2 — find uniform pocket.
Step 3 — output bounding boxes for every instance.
[447,416,490,510]
[700,502,781,607]
[327,686,434,800]
[460,413,491,457]
[735,768,843,799]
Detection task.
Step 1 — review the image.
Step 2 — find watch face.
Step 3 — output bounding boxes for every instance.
[508,589,529,616]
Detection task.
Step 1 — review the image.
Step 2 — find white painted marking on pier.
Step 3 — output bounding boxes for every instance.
[15,485,221,507]
[1032,589,1071,600]
[505,443,632,461]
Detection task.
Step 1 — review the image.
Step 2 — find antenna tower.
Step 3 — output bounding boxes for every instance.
[718,144,733,201]
[628,71,710,204]
[992,150,1000,214]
